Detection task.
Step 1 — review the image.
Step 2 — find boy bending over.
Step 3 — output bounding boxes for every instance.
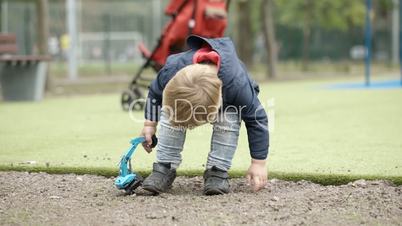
[141,35,269,195]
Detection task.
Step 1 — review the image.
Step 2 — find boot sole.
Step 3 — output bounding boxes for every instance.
[203,188,228,196]
[142,184,163,195]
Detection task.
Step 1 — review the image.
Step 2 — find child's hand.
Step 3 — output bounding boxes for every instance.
[246,159,267,192]
[141,120,157,153]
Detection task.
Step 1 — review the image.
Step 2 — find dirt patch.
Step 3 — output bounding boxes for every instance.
[0,171,401,226]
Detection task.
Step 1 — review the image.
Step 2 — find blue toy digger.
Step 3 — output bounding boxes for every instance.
[115,135,157,194]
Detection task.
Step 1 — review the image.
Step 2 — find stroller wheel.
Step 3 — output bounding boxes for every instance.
[121,90,134,111]
[121,89,145,111]
[132,88,145,111]
[132,101,145,111]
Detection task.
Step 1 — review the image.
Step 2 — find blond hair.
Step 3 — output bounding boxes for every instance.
[163,64,222,129]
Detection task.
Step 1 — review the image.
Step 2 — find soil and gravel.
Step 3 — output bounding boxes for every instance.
[0,171,401,226]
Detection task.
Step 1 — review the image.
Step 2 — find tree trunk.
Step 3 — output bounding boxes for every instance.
[36,0,52,91]
[36,0,49,55]
[301,0,312,71]
[302,24,310,71]
[236,0,253,67]
[261,0,277,78]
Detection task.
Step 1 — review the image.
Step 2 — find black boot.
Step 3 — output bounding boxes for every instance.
[142,162,176,194]
[203,166,230,195]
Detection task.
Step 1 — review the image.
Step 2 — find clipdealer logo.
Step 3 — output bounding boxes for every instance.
[128,97,275,133]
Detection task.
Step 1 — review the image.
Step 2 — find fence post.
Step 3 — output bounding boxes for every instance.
[400,0,402,85]
[1,0,8,32]
[103,14,112,75]
[364,0,372,86]
[392,0,400,65]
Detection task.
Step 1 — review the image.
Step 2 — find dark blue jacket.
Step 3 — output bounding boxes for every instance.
[145,35,269,160]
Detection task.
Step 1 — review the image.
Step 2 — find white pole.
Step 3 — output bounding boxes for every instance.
[77,0,82,63]
[392,0,400,65]
[1,0,8,33]
[67,0,78,80]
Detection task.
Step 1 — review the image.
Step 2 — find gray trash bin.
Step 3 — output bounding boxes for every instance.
[0,61,48,101]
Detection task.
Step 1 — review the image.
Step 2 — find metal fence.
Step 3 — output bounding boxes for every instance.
[0,0,394,64]
[1,0,168,64]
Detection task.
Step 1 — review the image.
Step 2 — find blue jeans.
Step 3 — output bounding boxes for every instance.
[156,109,241,171]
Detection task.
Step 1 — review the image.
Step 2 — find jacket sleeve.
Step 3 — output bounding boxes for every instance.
[233,79,269,160]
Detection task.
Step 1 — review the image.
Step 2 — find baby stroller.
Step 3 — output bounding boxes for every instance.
[121,0,230,111]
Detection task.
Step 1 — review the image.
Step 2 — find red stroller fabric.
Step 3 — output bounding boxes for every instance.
[148,0,228,67]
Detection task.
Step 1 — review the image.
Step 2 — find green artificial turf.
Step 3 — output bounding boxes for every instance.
[1,79,402,184]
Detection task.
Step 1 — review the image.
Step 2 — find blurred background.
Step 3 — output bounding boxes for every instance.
[0,0,399,96]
